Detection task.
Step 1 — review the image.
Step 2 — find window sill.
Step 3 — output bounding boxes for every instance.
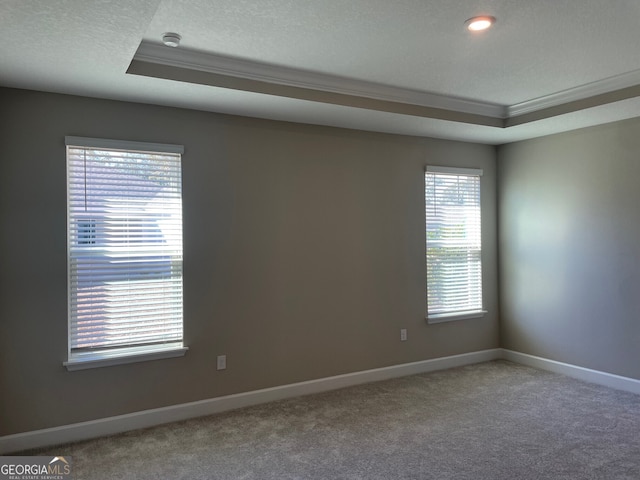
[427,310,487,324]
[64,344,188,371]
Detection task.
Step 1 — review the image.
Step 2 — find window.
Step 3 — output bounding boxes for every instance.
[425,166,485,323]
[64,136,187,370]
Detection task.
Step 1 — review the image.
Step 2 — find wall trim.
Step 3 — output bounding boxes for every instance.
[133,42,506,119]
[0,349,501,454]
[507,68,640,117]
[133,42,640,127]
[5,348,639,454]
[502,349,640,395]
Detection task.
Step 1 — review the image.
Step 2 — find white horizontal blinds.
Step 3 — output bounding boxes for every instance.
[425,167,482,316]
[66,138,183,353]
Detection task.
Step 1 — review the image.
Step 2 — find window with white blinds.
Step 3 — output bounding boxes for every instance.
[65,136,185,367]
[425,166,484,322]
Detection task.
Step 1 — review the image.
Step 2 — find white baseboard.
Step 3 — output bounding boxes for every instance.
[502,349,640,395]
[0,348,501,454]
[6,348,637,454]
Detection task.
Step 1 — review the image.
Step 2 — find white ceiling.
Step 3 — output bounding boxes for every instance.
[2,0,640,145]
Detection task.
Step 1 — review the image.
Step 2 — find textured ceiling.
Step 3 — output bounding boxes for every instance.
[2,0,640,144]
[142,0,640,105]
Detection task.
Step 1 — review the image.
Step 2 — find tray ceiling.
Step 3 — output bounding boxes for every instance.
[2,0,640,144]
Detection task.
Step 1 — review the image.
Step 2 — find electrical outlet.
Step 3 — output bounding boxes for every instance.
[400,329,407,341]
[217,355,227,370]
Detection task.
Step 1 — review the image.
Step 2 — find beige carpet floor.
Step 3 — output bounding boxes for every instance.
[27,361,640,479]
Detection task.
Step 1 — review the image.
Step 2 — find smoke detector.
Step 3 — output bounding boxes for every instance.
[162,33,182,47]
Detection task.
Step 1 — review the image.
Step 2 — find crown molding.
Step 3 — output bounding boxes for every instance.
[132,42,640,129]
[508,68,640,117]
[133,42,507,119]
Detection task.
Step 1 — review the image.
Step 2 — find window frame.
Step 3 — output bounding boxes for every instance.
[63,136,187,370]
[425,165,487,324]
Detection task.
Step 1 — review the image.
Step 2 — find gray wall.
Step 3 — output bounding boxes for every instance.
[498,118,640,380]
[0,87,498,436]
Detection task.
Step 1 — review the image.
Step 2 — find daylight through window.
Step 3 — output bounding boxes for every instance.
[425,166,484,322]
[65,137,184,367]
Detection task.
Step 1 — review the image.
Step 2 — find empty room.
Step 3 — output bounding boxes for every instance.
[1,1,639,479]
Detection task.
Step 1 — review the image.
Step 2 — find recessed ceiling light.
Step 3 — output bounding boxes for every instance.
[162,32,182,47]
[465,16,496,32]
